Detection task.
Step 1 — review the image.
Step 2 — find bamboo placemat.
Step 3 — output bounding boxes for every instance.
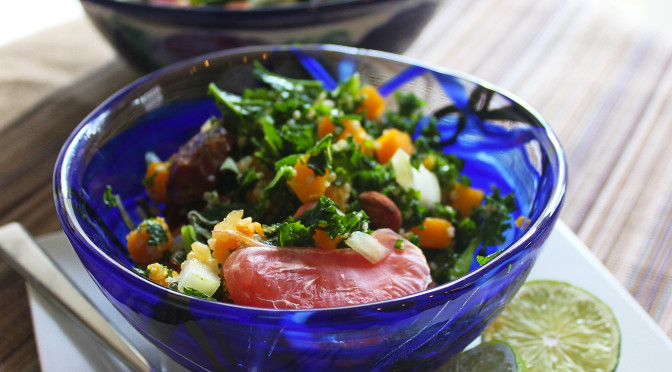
[1,0,672,369]
[405,0,672,334]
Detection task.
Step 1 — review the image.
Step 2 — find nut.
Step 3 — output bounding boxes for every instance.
[358,191,402,231]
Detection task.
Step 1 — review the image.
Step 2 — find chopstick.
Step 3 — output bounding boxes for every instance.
[0,223,150,372]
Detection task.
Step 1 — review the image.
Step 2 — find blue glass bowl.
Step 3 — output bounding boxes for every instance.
[54,45,566,371]
[79,0,440,71]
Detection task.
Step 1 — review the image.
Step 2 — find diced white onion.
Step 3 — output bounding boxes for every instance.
[391,149,415,190]
[178,258,220,296]
[220,157,239,174]
[345,231,390,264]
[390,149,441,209]
[415,165,441,208]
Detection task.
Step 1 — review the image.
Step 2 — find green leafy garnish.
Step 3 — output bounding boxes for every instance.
[142,172,156,188]
[304,134,333,176]
[476,249,504,266]
[181,225,198,253]
[137,218,170,247]
[103,185,135,231]
[429,188,517,283]
[369,91,426,136]
[133,267,149,277]
[114,61,522,298]
[253,61,323,94]
[183,287,216,301]
[266,196,370,247]
[448,240,480,280]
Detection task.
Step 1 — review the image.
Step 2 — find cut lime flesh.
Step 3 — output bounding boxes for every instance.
[482,280,620,372]
[439,341,528,372]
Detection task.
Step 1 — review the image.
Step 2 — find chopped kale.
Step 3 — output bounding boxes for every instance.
[103,185,135,231]
[369,91,426,136]
[183,287,217,301]
[103,185,119,208]
[253,61,323,96]
[471,189,517,247]
[141,172,156,189]
[304,134,333,177]
[265,196,370,247]
[405,232,421,247]
[476,249,504,266]
[116,61,521,298]
[138,218,170,247]
[382,186,427,229]
[429,188,517,283]
[256,165,300,222]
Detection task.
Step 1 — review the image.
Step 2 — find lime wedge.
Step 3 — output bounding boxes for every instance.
[439,341,528,372]
[482,280,620,372]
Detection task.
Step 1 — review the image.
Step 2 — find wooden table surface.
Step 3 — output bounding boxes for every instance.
[2,0,672,370]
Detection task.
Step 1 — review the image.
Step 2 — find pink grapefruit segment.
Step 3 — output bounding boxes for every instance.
[222,229,431,309]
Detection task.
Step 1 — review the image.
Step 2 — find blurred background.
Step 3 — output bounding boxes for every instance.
[1,0,671,47]
[605,0,672,35]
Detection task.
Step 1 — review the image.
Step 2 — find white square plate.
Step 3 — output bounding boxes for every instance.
[28,221,672,371]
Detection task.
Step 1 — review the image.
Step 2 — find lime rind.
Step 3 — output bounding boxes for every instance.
[483,280,621,372]
[439,340,528,372]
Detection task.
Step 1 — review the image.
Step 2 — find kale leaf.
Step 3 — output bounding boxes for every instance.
[430,188,517,284]
[265,196,369,247]
[183,287,217,301]
[103,185,135,231]
[138,218,170,247]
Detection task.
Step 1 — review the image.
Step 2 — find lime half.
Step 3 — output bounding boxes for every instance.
[439,341,528,372]
[482,280,620,372]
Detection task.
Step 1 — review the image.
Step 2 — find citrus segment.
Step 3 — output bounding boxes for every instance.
[222,229,431,309]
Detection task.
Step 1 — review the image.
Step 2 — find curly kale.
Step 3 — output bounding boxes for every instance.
[265,196,370,247]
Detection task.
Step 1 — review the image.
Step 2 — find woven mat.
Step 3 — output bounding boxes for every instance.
[408,0,672,333]
[1,0,672,369]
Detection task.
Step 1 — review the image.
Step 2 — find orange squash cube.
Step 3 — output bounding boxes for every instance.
[409,217,454,249]
[375,128,415,164]
[450,183,485,217]
[287,156,330,204]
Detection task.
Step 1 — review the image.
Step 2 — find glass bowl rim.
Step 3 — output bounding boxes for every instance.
[54,43,567,314]
[79,0,420,16]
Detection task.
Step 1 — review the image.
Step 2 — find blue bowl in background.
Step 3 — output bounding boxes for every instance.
[54,45,566,371]
[79,0,441,71]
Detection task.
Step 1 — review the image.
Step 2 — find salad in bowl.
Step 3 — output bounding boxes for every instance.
[106,61,519,309]
[54,45,566,371]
